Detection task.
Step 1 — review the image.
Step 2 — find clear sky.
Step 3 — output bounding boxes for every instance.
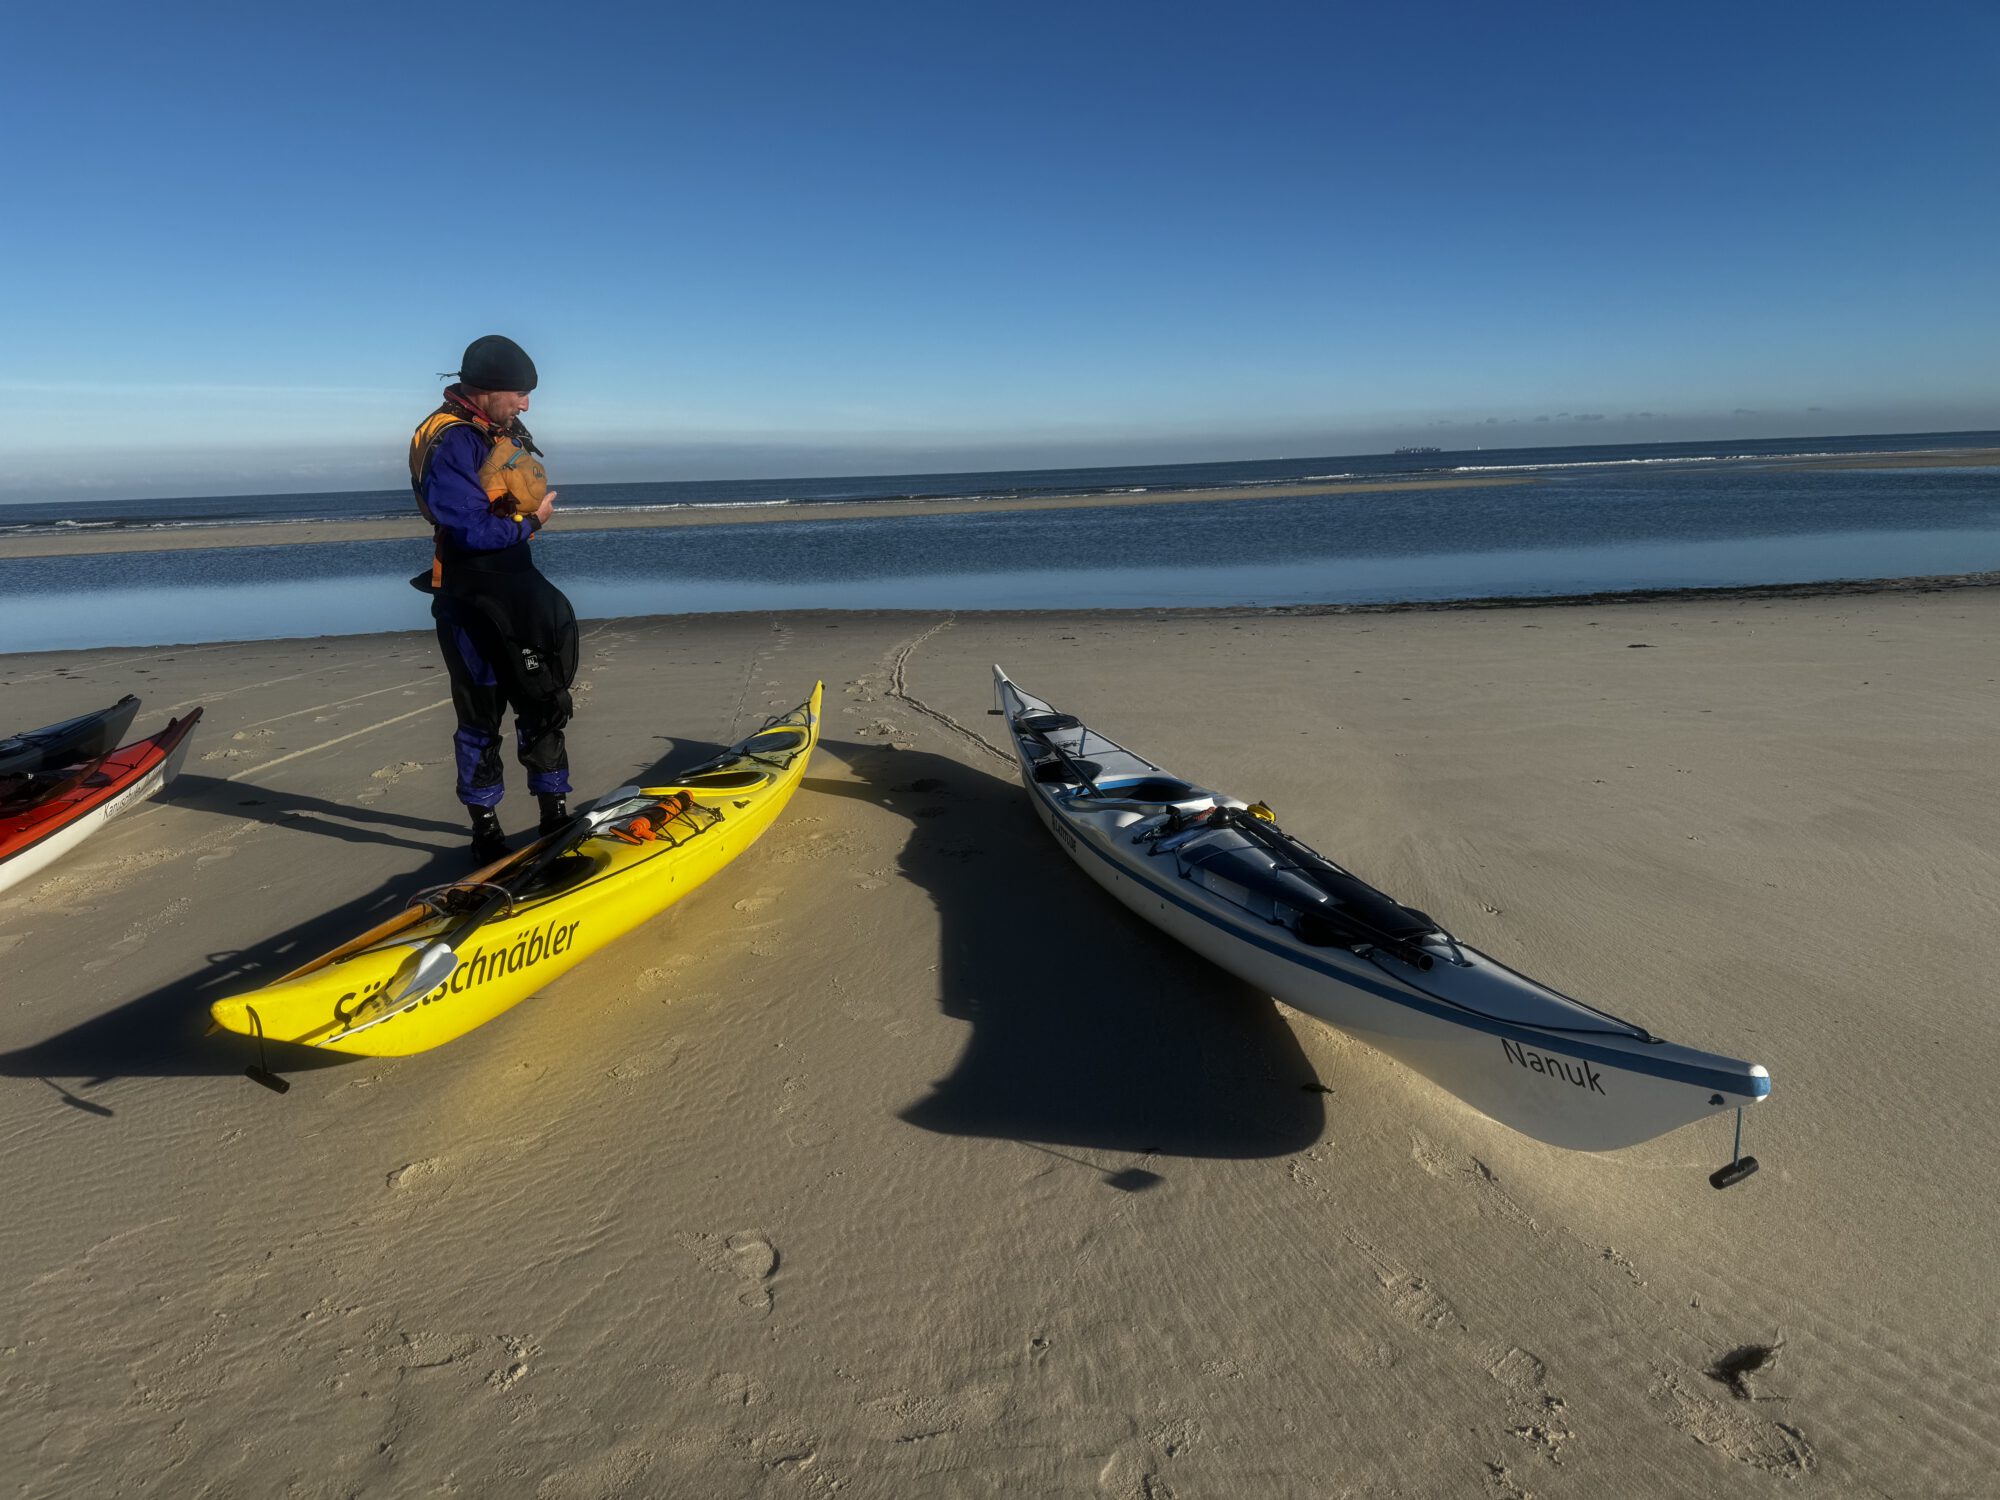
[5,1,1996,500]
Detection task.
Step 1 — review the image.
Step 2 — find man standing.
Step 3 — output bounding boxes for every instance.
[409,334,579,861]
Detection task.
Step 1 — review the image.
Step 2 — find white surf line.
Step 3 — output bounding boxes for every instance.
[233,675,441,730]
[223,698,452,782]
[887,615,1015,766]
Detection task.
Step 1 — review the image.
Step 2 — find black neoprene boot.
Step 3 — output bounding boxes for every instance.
[469,805,508,864]
[537,794,570,836]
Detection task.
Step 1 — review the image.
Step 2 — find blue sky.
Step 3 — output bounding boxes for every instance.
[5,1,1996,500]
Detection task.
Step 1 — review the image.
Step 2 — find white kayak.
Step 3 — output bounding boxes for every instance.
[993,666,1770,1156]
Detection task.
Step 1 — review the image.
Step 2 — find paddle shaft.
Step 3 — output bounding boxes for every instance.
[1208,806,1439,971]
[271,824,567,984]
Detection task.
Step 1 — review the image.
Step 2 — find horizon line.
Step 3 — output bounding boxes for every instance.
[1,425,1995,510]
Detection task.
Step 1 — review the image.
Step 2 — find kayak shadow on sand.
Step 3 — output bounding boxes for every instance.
[813,739,1326,1162]
[0,739,739,1093]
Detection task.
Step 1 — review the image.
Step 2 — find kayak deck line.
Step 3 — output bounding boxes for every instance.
[992,664,1770,1172]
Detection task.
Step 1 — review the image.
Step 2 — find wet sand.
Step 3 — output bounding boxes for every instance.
[2,593,1996,1496]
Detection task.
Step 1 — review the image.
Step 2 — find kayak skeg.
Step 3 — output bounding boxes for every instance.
[210,683,822,1058]
[992,666,1770,1154]
[0,695,142,784]
[0,710,202,896]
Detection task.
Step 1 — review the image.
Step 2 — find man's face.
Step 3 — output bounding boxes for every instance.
[468,389,532,425]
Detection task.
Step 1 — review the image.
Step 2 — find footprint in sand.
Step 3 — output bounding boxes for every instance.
[1650,1366,1815,1477]
[1378,1270,1463,1334]
[1485,1346,1573,1467]
[533,1444,652,1499]
[608,1047,679,1083]
[710,1371,767,1407]
[388,1157,446,1190]
[487,1333,536,1391]
[726,1231,778,1316]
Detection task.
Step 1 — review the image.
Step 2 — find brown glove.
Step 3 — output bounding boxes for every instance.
[478,436,549,518]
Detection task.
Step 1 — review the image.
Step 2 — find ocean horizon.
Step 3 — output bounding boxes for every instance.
[2,430,1997,653]
[4,429,1996,536]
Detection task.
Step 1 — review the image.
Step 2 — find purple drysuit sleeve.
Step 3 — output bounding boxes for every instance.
[424,425,537,553]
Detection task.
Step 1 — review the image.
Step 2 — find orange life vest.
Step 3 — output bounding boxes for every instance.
[408,391,547,587]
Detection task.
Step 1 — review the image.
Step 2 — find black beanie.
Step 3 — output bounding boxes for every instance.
[457,334,538,393]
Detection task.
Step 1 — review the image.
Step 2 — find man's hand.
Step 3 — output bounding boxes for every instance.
[533,490,557,527]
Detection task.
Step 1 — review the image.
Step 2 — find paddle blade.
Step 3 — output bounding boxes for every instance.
[385,943,460,1010]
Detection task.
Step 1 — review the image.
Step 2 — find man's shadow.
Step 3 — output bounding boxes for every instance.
[163,773,466,856]
[817,739,1325,1162]
[0,739,736,1096]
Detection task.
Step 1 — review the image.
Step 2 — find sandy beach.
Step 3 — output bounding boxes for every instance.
[3,593,1997,1496]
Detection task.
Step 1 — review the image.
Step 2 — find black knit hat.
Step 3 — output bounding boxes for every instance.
[457,334,538,393]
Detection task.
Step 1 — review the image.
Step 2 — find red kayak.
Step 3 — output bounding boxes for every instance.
[0,711,203,895]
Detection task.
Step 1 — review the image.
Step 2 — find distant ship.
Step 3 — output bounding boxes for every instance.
[1394,446,1442,455]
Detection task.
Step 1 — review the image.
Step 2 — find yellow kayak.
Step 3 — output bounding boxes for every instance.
[212,684,821,1058]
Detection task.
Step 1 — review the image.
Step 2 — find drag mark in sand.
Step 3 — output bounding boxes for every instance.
[222,698,452,781]
[155,665,329,714]
[233,673,443,729]
[0,641,234,688]
[725,617,795,739]
[887,615,1015,766]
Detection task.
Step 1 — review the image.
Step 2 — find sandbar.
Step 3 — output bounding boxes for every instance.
[0,475,1525,560]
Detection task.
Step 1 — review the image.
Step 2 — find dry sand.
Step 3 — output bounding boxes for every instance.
[2,593,1997,1497]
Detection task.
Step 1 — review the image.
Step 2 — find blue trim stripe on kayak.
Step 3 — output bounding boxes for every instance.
[1029,774,1770,1100]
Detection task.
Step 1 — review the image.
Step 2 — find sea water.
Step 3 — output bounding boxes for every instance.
[1,435,1996,652]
